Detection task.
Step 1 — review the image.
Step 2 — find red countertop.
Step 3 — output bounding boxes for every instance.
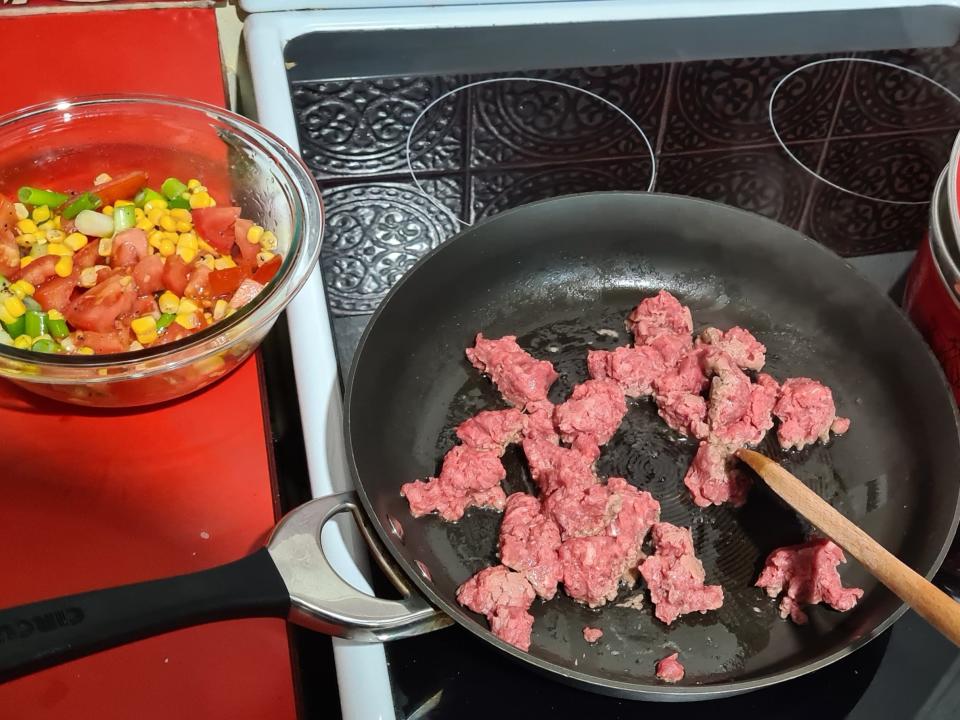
[0,8,298,720]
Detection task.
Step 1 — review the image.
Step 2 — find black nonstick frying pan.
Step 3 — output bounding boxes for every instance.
[1,193,958,700]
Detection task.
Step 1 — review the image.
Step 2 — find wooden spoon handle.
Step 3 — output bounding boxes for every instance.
[737,449,960,647]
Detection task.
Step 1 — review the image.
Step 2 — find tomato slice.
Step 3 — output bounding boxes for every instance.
[0,194,17,234]
[162,254,191,295]
[72,329,130,354]
[252,254,282,285]
[65,273,137,332]
[0,230,18,279]
[156,321,192,345]
[208,267,243,298]
[192,207,240,253]
[34,275,79,313]
[132,254,165,294]
[233,218,258,271]
[14,255,58,285]
[133,294,159,317]
[74,241,101,270]
[183,264,211,299]
[89,171,148,207]
[111,228,148,268]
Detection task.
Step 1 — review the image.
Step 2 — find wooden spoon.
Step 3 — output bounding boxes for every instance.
[736,448,960,647]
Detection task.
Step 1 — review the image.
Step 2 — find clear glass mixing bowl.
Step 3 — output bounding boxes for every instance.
[0,95,322,407]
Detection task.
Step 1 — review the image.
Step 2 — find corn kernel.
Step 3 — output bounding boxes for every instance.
[148,230,165,249]
[200,254,215,270]
[161,231,179,244]
[176,245,197,263]
[64,232,88,251]
[19,256,34,269]
[144,198,167,213]
[31,205,51,223]
[213,299,229,321]
[175,312,199,329]
[60,336,76,353]
[203,312,214,324]
[170,208,192,222]
[178,232,198,249]
[53,215,61,229]
[98,237,113,257]
[256,251,275,267]
[77,346,95,355]
[10,280,35,298]
[16,219,38,234]
[48,309,64,321]
[13,334,31,350]
[44,229,65,243]
[114,199,134,207]
[260,230,278,251]
[13,202,28,220]
[189,191,213,209]
[246,225,264,244]
[187,178,201,190]
[158,238,176,257]
[175,221,193,233]
[0,305,13,325]
[158,215,177,232]
[15,233,37,248]
[79,266,102,288]
[46,243,72,257]
[213,256,236,271]
[131,315,157,336]
[102,205,114,217]
[4,295,26,318]
[94,173,112,185]
[158,291,180,314]
[135,218,154,232]
[198,239,216,254]
[177,298,200,314]
[146,208,165,226]
[55,256,73,278]
[134,208,146,220]
[128,340,145,351]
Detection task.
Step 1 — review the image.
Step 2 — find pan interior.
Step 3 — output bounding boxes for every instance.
[346,193,960,693]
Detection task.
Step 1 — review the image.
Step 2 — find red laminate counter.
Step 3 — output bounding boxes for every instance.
[0,8,298,720]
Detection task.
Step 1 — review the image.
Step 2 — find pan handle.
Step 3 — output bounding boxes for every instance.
[267,491,452,641]
[0,548,290,683]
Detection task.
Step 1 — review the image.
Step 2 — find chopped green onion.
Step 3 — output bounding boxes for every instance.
[31,337,58,354]
[161,177,188,200]
[22,296,41,313]
[166,196,191,210]
[113,205,136,233]
[17,187,69,208]
[74,210,114,238]
[62,192,102,220]
[24,310,46,338]
[48,316,69,339]
[134,187,164,208]
[29,243,48,258]
[2,316,24,338]
[156,312,176,331]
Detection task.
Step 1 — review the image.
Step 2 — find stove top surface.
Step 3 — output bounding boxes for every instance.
[282,38,960,719]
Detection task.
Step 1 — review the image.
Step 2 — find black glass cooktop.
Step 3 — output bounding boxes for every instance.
[275,41,960,719]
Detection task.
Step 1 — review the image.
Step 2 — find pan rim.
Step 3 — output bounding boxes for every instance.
[343,191,960,698]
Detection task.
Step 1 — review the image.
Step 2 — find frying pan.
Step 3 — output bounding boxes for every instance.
[1,193,958,700]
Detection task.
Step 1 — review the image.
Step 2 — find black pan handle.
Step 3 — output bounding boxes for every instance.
[0,547,289,683]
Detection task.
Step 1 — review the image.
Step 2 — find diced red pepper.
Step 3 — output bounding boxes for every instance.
[208,267,243,298]
[252,254,282,285]
[88,171,148,207]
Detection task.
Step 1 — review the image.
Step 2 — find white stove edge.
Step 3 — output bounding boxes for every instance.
[243,6,921,718]
[244,17,399,720]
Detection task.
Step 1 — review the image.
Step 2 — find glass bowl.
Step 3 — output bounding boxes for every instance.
[0,95,322,407]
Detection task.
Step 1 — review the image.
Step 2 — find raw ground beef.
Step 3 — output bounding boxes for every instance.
[583,626,603,643]
[773,377,849,451]
[605,477,661,566]
[709,370,779,447]
[626,290,693,343]
[456,408,525,455]
[560,535,627,607]
[521,399,559,443]
[498,493,563,599]
[755,538,864,624]
[683,441,750,508]
[647,332,693,367]
[698,326,766,371]
[587,345,666,398]
[655,391,709,439]
[457,565,536,650]
[553,378,628,446]
[544,482,615,539]
[522,437,599,497]
[653,347,709,396]
[401,445,507,521]
[639,522,724,625]
[466,333,559,409]
[656,653,685,683]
